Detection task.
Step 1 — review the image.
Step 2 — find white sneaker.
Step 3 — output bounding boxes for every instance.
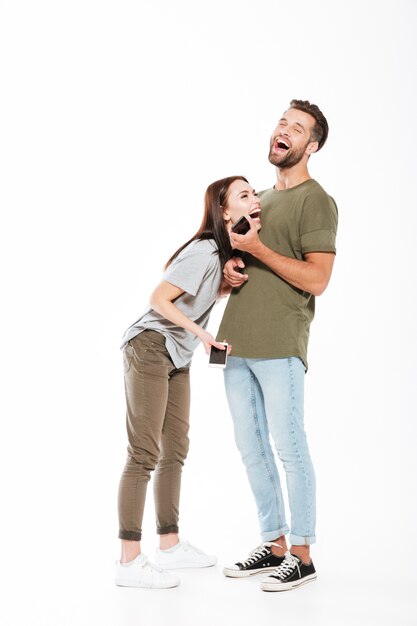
[115,553,180,588]
[154,540,217,569]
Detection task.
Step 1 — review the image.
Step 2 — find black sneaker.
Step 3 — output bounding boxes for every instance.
[260,551,317,591]
[223,543,285,578]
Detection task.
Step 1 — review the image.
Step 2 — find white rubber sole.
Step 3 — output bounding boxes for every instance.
[115,577,179,589]
[223,566,278,578]
[261,572,317,592]
[157,561,217,570]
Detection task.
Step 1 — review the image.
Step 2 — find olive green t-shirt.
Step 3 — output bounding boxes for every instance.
[216,179,338,369]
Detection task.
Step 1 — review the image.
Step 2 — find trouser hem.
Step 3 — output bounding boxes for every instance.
[157,525,179,535]
[261,526,289,542]
[290,534,316,546]
[119,530,142,541]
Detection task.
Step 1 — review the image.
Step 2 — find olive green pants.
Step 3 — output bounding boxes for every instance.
[118,330,190,541]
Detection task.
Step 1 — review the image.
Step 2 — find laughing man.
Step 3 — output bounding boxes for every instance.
[217,99,338,592]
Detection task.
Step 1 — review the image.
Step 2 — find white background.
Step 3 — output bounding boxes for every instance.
[1,1,416,625]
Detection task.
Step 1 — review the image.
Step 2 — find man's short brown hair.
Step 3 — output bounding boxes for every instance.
[289,99,329,151]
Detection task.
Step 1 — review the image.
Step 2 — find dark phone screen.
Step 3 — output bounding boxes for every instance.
[231,216,250,235]
[209,345,227,365]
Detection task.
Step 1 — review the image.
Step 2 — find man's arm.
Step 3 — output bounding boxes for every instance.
[229,220,335,296]
[254,247,334,296]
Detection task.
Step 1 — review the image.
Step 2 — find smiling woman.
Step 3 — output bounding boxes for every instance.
[115,174,259,589]
[221,178,262,232]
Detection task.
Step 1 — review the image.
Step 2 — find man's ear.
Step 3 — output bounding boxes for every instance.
[306,141,319,155]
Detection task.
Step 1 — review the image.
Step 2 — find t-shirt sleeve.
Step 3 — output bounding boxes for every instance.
[162,240,217,296]
[299,190,338,254]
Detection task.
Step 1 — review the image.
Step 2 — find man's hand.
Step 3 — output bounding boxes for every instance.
[223,257,248,288]
[230,217,262,256]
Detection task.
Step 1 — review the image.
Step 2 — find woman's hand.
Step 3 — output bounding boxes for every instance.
[197,329,229,355]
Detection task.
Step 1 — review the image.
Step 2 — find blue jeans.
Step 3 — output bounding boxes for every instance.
[224,356,316,546]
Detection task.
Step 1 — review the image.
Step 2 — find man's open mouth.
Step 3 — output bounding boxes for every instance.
[276,139,290,150]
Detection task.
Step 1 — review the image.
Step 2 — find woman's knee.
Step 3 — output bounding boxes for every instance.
[160,437,190,466]
[126,445,159,474]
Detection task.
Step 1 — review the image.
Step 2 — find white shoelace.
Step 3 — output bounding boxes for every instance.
[240,542,282,567]
[271,552,300,580]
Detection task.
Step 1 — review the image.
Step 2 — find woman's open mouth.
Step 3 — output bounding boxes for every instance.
[249,207,261,221]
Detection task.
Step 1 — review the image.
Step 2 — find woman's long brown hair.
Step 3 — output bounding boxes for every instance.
[164,175,248,270]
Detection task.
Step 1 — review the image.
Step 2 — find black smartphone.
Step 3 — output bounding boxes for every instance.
[208,343,228,368]
[231,216,250,235]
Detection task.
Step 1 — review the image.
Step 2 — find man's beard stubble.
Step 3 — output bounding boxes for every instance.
[268,140,309,170]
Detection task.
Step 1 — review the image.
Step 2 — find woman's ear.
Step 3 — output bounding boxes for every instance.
[222,206,231,222]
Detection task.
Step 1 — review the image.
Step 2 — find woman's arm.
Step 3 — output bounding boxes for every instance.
[149,280,227,354]
[217,276,233,299]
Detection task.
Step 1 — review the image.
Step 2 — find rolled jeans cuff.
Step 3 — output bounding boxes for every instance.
[261,525,290,543]
[290,533,316,546]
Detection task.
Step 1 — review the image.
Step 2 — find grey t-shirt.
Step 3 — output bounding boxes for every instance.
[120,238,222,368]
